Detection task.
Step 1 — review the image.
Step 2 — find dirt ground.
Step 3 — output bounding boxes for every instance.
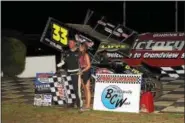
[2,101,184,123]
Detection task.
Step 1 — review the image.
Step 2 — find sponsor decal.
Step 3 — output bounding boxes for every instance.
[75,34,94,48]
[101,85,130,109]
[56,82,65,99]
[96,68,113,74]
[44,94,52,100]
[34,94,52,106]
[97,20,129,38]
[34,73,54,93]
[98,76,137,83]
[35,84,51,92]
[124,65,141,74]
[106,52,123,58]
[45,38,63,51]
[36,73,54,84]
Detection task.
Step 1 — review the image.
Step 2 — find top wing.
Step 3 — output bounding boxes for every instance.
[66,11,138,56]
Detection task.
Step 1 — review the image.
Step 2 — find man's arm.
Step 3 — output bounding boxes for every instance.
[57,51,68,68]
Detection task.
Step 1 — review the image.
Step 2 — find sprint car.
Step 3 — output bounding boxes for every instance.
[40,14,163,100]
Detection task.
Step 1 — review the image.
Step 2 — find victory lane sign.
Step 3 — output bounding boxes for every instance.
[93,74,142,113]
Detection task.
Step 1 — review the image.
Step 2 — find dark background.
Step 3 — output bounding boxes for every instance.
[2,1,185,34]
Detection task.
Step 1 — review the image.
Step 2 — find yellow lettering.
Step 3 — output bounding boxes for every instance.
[52,23,68,45]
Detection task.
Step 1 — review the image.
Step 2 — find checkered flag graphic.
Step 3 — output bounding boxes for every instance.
[160,65,185,78]
[50,75,76,105]
[96,74,142,84]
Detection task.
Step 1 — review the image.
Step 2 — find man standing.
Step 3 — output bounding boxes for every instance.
[57,39,83,110]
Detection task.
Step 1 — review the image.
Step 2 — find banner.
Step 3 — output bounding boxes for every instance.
[93,74,142,113]
[50,74,76,105]
[34,73,54,93]
[33,73,54,106]
[33,94,52,106]
[125,32,185,67]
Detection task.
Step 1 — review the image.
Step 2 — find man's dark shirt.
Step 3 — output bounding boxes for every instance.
[64,50,80,70]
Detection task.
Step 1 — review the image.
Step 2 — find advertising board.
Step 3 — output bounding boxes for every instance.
[33,94,52,106]
[93,74,142,113]
[34,73,54,93]
[17,56,56,78]
[125,32,185,67]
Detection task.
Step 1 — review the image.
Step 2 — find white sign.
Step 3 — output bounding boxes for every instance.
[17,55,56,78]
[93,74,142,113]
[34,94,52,106]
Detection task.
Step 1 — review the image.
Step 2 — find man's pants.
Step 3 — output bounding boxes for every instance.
[68,73,83,108]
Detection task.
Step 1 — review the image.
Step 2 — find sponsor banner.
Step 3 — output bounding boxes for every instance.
[33,94,52,106]
[34,73,54,93]
[125,32,185,68]
[93,74,141,113]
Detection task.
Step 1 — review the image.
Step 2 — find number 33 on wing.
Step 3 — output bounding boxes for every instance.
[52,23,68,46]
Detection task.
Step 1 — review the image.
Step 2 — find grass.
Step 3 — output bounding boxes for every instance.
[2,101,184,123]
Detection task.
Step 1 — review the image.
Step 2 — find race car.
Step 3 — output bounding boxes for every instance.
[40,16,163,100]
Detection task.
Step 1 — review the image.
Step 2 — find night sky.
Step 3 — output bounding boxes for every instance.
[2,1,185,34]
